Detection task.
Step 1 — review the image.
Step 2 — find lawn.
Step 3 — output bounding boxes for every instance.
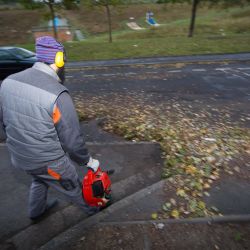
[19,3,250,61]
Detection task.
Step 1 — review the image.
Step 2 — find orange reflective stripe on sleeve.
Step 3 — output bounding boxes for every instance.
[53,104,61,124]
[47,168,61,180]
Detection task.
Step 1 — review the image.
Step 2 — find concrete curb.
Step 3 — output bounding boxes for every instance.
[66,53,250,69]
[39,180,166,250]
[99,214,250,226]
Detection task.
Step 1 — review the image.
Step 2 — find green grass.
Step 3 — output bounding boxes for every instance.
[61,35,250,61]
[19,4,250,61]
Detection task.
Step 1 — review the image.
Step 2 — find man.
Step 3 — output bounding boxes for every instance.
[0,36,104,220]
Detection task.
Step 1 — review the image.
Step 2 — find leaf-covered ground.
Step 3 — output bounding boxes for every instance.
[74,92,250,218]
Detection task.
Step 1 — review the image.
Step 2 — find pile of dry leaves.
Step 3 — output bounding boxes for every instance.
[74,92,250,218]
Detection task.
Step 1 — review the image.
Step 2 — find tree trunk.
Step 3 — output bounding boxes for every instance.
[47,1,57,39]
[188,0,199,38]
[105,3,112,43]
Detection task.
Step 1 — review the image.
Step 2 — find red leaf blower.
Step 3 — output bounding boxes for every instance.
[82,167,113,207]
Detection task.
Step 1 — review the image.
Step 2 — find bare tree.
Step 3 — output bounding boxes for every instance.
[188,0,199,37]
[20,0,77,39]
[85,0,123,43]
[157,0,250,37]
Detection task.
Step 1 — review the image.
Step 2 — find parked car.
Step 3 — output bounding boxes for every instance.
[0,47,37,80]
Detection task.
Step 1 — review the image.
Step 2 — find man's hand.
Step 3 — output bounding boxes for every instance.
[97,198,109,207]
[87,157,100,172]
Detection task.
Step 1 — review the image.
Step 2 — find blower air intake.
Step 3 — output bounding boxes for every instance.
[82,167,113,207]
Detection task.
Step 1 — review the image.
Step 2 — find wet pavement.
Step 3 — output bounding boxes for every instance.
[65,60,250,128]
[0,54,250,249]
[0,137,163,249]
[70,221,250,250]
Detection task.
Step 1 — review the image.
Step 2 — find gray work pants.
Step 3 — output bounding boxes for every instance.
[27,155,98,218]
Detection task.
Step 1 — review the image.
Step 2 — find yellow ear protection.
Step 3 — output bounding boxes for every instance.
[55,51,65,68]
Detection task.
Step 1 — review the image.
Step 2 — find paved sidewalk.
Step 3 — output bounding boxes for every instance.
[68,220,250,250]
[40,179,250,250]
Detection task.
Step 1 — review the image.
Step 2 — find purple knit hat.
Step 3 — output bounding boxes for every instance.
[36,36,64,64]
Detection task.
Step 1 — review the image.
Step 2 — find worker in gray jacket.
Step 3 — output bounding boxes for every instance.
[0,36,104,220]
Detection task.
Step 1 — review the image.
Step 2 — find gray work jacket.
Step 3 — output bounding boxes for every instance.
[0,62,90,170]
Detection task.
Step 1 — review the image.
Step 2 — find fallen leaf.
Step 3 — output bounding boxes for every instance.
[203,183,211,189]
[198,201,206,210]
[170,198,177,206]
[171,209,180,218]
[151,213,158,220]
[176,189,186,197]
[185,165,197,175]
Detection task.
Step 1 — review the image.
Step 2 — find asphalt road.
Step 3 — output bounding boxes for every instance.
[1,58,249,128]
[65,61,250,127]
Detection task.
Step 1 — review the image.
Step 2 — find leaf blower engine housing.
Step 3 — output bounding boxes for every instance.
[82,167,112,207]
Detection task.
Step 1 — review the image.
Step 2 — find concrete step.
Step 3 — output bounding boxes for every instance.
[40,180,166,250]
[39,178,250,250]
[80,119,125,143]
[0,142,163,249]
